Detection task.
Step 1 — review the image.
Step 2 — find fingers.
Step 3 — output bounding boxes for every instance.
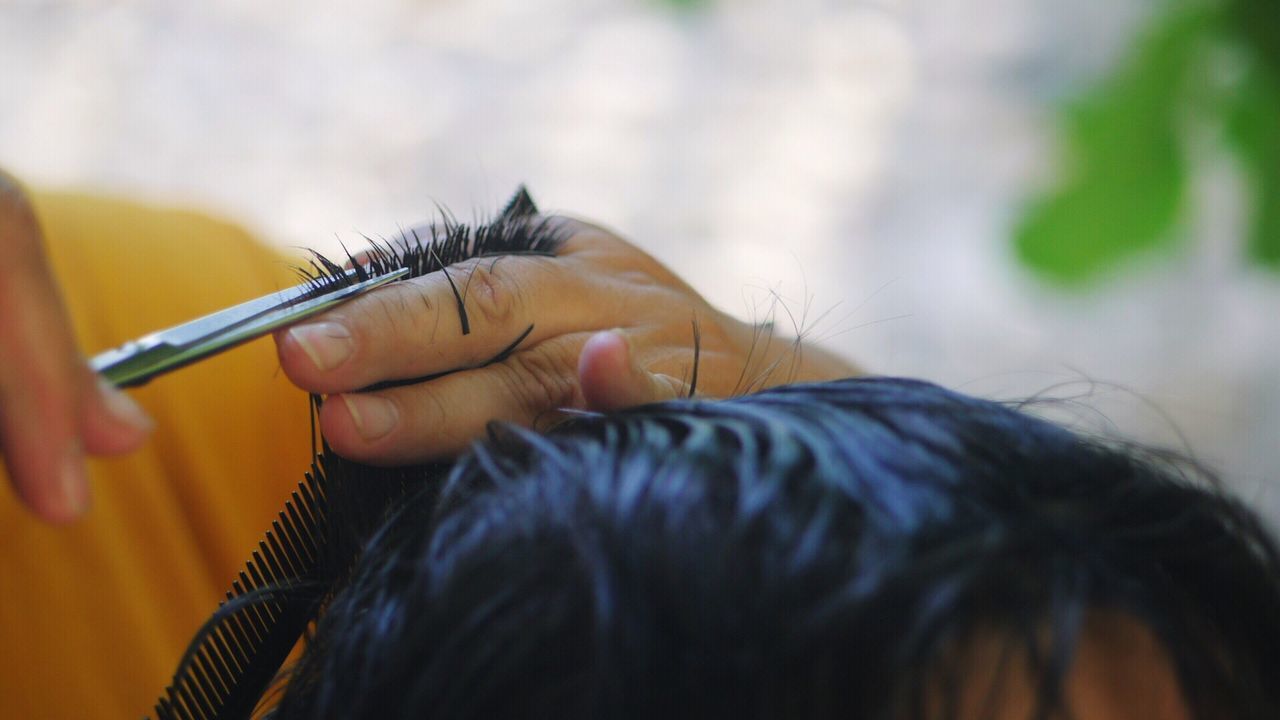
[0,182,152,522]
[318,335,588,463]
[276,252,597,394]
[318,327,711,465]
[0,362,154,522]
[81,374,155,455]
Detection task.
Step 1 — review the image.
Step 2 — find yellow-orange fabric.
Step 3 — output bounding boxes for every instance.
[0,191,312,718]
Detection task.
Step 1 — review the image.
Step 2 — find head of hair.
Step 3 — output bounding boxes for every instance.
[272,377,1280,719]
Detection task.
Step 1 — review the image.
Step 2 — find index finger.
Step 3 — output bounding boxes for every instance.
[274,219,613,394]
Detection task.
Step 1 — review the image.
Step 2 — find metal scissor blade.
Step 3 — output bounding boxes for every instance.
[92,268,409,388]
[153,271,360,348]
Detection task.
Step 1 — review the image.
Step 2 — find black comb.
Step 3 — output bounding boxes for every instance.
[153,452,328,720]
[148,187,565,719]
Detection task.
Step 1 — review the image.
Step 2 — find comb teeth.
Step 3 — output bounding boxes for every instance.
[150,468,329,720]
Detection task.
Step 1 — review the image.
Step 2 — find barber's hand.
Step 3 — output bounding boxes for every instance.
[0,172,153,522]
[274,217,858,465]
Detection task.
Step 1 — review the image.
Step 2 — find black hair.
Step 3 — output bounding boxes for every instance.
[270,377,1280,719]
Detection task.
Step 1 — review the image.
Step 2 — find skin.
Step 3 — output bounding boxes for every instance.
[273,217,858,465]
[949,612,1191,720]
[0,171,153,523]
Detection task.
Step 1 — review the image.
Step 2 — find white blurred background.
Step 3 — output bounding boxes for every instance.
[2,0,1276,522]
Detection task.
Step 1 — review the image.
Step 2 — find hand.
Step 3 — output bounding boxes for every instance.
[0,171,154,522]
[274,217,858,465]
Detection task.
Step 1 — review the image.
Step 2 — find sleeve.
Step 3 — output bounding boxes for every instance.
[0,190,314,719]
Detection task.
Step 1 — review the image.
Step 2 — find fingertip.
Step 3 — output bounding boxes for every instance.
[578,330,630,381]
[339,393,399,443]
[273,323,355,393]
[81,377,154,455]
[1,372,95,523]
[54,445,91,522]
[579,330,687,411]
[578,330,634,411]
[316,393,361,458]
[273,326,312,381]
[9,443,91,524]
[317,392,401,464]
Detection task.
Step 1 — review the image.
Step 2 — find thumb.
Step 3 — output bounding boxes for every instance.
[577,330,684,412]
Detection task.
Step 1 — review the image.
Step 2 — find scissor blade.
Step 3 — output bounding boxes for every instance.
[92,268,409,388]
[186,267,410,356]
[157,269,363,348]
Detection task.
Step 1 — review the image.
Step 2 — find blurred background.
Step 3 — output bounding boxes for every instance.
[2,0,1277,522]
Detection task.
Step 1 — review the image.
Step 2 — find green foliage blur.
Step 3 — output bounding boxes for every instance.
[1015,0,1280,284]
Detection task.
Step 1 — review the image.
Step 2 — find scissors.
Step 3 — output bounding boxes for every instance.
[91,267,410,388]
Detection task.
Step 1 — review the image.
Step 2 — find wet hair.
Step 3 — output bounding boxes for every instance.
[265,377,1280,719]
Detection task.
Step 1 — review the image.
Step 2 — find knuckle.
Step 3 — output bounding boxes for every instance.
[344,298,386,343]
[412,385,451,440]
[460,261,519,329]
[345,284,428,350]
[499,344,579,415]
[404,386,467,458]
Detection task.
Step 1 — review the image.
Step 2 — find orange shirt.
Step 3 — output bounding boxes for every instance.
[0,191,312,718]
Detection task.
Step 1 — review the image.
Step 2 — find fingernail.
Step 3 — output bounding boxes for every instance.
[98,378,154,433]
[60,443,90,517]
[340,393,398,441]
[289,322,354,372]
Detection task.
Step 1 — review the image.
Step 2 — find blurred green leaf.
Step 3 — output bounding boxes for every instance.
[1225,61,1280,266]
[1014,5,1215,283]
[1225,0,1280,266]
[1227,0,1280,78]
